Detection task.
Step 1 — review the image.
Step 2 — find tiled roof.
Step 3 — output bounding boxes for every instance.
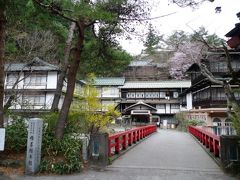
[5,57,59,72]
[120,81,191,89]
[95,77,125,86]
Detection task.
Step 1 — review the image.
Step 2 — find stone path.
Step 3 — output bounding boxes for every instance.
[12,130,237,180]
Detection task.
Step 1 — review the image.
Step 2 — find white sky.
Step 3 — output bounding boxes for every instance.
[119,0,240,55]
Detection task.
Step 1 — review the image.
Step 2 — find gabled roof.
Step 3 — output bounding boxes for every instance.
[94,77,125,86]
[225,23,240,37]
[120,80,191,89]
[186,63,201,73]
[5,57,59,72]
[124,101,157,112]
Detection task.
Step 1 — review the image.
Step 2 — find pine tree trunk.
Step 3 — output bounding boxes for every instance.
[51,22,76,111]
[0,7,6,128]
[55,22,84,139]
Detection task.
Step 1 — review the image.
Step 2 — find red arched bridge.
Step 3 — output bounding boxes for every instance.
[106,125,237,180]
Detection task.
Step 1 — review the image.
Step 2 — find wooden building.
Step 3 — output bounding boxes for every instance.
[180,50,240,135]
[118,80,191,127]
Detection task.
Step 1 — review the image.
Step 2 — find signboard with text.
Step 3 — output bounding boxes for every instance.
[25,118,43,174]
[0,128,5,151]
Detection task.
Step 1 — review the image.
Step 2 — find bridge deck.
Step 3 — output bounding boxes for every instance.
[107,130,235,180]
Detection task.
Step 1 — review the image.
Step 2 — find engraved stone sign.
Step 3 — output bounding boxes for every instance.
[0,128,5,151]
[25,118,43,174]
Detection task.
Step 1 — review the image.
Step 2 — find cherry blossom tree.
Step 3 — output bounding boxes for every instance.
[170,40,240,135]
[169,41,206,79]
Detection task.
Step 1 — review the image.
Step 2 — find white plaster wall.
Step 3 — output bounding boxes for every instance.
[166,104,170,114]
[96,87,102,98]
[47,72,58,89]
[186,93,192,110]
[156,109,165,114]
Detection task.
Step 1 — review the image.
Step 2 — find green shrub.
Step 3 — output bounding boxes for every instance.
[40,133,82,174]
[5,117,28,152]
[187,119,205,126]
[40,112,83,174]
[176,119,205,132]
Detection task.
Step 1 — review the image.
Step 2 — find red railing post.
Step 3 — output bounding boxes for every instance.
[122,135,127,150]
[213,139,219,157]
[137,129,140,141]
[188,125,220,158]
[128,131,132,146]
[133,131,136,143]
[108,125,157,157]
[209,137,213,152]
[115,137,120,154]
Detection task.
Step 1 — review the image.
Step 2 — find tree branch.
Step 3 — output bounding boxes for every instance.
[32,0,78,24]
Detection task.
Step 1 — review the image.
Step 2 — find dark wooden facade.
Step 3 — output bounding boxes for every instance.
[182,50,240,109]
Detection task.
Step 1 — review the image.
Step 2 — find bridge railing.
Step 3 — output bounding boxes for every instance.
[108,125,157,157]
[188,125,220,157]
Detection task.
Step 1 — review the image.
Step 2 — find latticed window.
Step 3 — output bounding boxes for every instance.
[6,73,18,86]
[22,95,45,106]
[171,104,180,109]
[24,73,47,86]
[160,92,166,99]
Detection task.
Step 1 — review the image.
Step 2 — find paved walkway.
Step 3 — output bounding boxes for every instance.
[12,130,237,180]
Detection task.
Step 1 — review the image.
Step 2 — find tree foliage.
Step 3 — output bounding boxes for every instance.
[143,24,164,54]
[169,28,223,79]
[80,36,132,77]
[73,75,120,134]
[33,0,150,139]
[165,30,189,50]
[169,0,214,8]
[5,0,68,63]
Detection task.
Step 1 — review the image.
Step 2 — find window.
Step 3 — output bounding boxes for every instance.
[22,95,45,107]
[212,88,226,100]
[171,104,180,109]
[136,92,144,98]
[234,91,240,100]
[110,88,118,96]
[153,92,159,98]
[24,73,47,86]
[127,92,135,98]
[160,92,166,99]
[218,62,227,72]
[173,92,178,98]
[156,104,165,109]
[145,92,151,98]
[6,73,18,86]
